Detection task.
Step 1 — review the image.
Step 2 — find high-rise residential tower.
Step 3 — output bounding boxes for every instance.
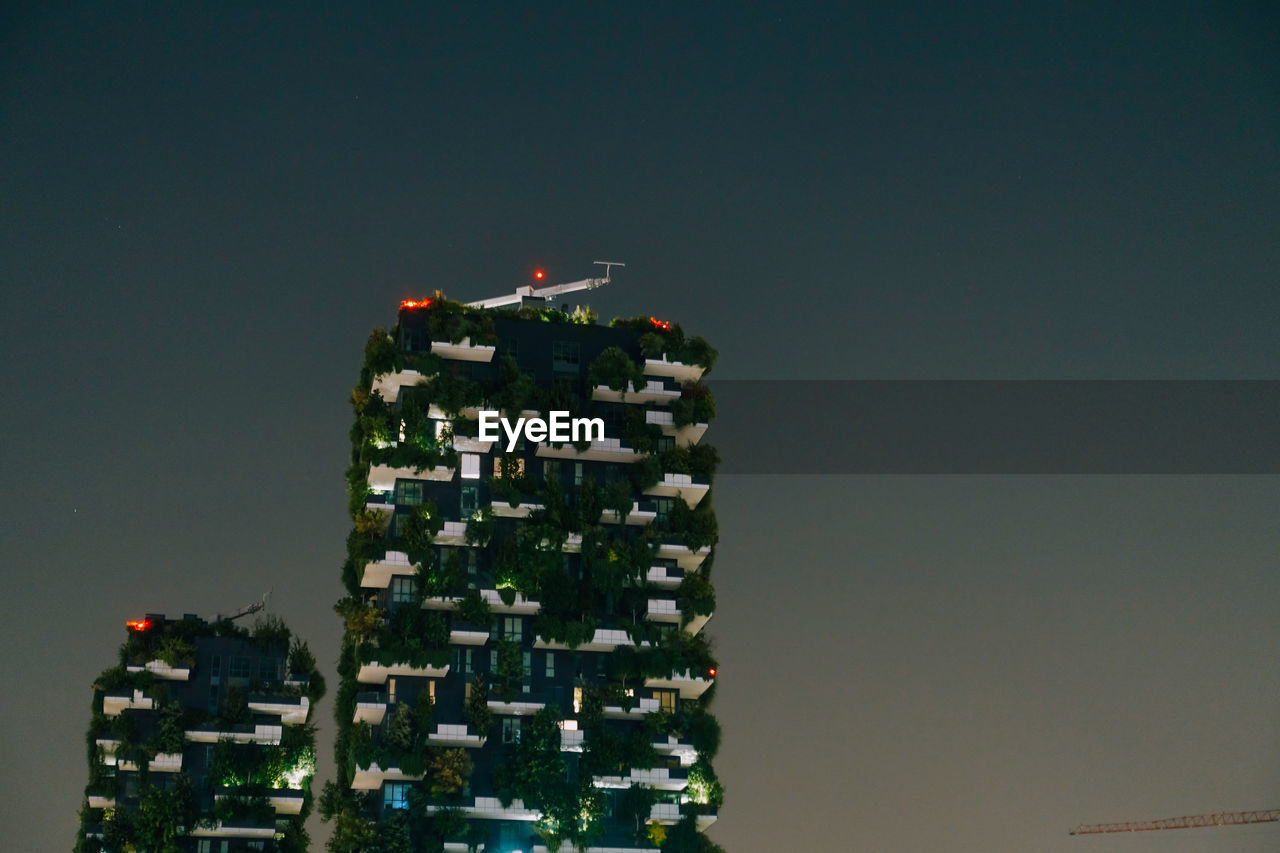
[75,613,325,852]
[323,288,724,852]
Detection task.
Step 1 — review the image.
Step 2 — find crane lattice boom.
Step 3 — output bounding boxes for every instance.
[1070,808,1280,835]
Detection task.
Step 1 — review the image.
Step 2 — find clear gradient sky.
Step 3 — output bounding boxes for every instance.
[1,3,1277,851]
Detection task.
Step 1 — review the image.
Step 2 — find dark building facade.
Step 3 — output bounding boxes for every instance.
[324,293,724,852]
[76,614,325,852]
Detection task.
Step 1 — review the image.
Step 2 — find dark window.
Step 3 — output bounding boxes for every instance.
[655,498,674,521]
[552,341,580,373]
[383,782,410,810]
[395,480,423,506]
[391,576,417,605]
[460,485,479,514]
[657,436,676,453]
[258,657,281,683]
[229,656,250,679]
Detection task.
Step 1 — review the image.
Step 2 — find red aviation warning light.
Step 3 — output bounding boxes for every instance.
[708,667,717,678]
[650,317,671,331]
[534,270,545,280]
[399,298,433,311]
[126,618,153,632]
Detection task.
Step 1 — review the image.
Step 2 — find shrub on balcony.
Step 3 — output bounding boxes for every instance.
[463,676,492,735]
[588,346,645,393]
[669,381,716,428]
[455,588,492,628]
[465,507,495,546]
[427,748,473,798]
[675,571,716,619]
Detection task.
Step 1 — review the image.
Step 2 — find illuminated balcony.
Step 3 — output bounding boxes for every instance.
[655,541,712,572]
[353,691,388,725]
[560,726,585,752]
[449,626,489,645]
[427,723,486,748]
[102,689,153,717]
[215,787,305,815]
[431,337,496,362]
[487,697,547,716]
[350,762,425,790]
[369,369,430,404]
[644,473,710,507]
[646,409,708,446]
[534,628,641,653]
[356,659,450,684]
[645,599,712,637]
[434,521,469,546]
[489,500,543,518]
[368,462,455,490]
[186,723,283,745]
[602,696,660,720]
[643,356,705,383]
[600,499,658,526]
[591,765,688,792]
[644,669,714,700]
[420,796,540,821]
[360,550,415,589]
[118,752,182,773]
[536,437,641,463]
[646,563,684,589]
[189,817,277,839]
[650,801,684,823]
[87,795,115,809]
[652,735,698,766]
[591,379,681,405]
[125,660,190,681]
[421,588,541,616]
[247,693,310,725]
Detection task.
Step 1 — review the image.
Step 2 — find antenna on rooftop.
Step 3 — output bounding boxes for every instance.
[468,261,626,308]
[213,588,272,623]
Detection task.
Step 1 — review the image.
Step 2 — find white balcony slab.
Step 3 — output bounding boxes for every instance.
[534,628,641,653]
[643,356,705,383]
[656,542,712,572]
[370,369,429,404]
[645,410,708,446]
[591,380,681,404]
[186,724,282,745]
[644,669,714,700]
[449,628,490,645]
[350,762,424,790]
[125,660,191,681]
[431,337,496,362]
[361,551,415,589]
[357,661,451,684]
[536,438,641,462]
[247,695,310,724]
[368,463,456,490]
[102,689,153,717]
[428,723,486,748]
[644,473,710,507]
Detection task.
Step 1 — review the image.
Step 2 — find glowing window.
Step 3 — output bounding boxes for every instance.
[461,453,480,480]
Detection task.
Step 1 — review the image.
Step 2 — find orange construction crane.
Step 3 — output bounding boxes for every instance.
[1070,809,1280,835]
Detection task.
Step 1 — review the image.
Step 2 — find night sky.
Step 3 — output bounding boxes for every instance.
[3,3,1278,851]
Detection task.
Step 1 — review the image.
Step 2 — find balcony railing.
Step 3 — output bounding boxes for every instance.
[535,437,642,463]
[643,473,710,507]
[645,408,709,447]
[349,762,425,790]
[430,337,496,363]
[354,691,388,725]
[643,669,714,700]
[186,723,283,745]
[247,694,310,724]
[101,689,153,717]
[360,550,415,589]
[369,369,430,404]
[643,355,706,383]
[591,379,681,405]
[368,461,456,490]
[125,660,191,681]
